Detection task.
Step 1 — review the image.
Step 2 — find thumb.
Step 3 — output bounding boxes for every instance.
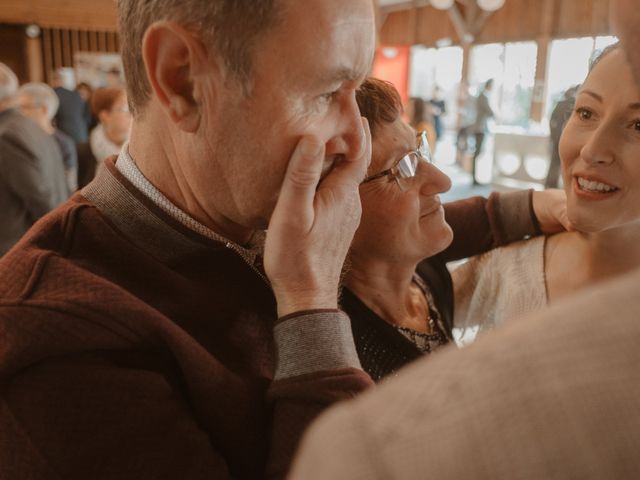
[270,136,325,229]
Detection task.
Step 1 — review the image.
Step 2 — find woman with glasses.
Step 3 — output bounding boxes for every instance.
[343,78,568,381]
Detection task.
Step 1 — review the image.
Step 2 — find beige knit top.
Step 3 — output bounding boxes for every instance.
[452,236,548,333]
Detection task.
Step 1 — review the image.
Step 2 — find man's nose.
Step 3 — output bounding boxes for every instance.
[325,93,365,159]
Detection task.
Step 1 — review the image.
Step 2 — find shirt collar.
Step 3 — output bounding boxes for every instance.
[115,145,263,265]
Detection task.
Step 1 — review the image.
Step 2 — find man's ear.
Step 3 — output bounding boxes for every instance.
[142,21,212,132]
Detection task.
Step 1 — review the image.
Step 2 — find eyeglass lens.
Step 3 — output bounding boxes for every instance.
[397,154,419,178]
[418,132,432,163]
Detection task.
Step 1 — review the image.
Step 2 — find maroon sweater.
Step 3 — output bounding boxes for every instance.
[0,161,370,479]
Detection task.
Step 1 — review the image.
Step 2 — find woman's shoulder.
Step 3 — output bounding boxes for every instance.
[452,236,547,330]
[455,236,546,278]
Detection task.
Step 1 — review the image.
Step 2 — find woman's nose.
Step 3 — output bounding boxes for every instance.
[579,123,616,166]
[418,161,452,194]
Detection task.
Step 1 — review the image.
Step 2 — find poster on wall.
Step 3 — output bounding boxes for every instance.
[74,52,125,89]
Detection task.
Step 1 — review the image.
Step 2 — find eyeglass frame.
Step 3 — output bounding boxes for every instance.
[361,131,432,186]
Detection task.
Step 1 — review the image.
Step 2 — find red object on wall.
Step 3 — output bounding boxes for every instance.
[372,45,410,105]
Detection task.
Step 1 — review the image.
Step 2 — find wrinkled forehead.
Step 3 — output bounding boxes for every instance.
[266,0,375,81]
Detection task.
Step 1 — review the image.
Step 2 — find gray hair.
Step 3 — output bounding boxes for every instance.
[18,82,61,120]
[0,63,19,103]
[117,0,282,116]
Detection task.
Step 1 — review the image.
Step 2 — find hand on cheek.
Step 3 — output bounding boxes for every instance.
[264,119,371,317]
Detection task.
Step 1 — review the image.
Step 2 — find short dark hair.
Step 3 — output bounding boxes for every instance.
[117,0,282,116]
[356,78,403,138]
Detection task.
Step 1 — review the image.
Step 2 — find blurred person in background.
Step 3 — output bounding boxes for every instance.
[52,68,90,143]
[76,82,92,103]
[470,79,496,185]
[429,85,446,143]
[89,87,131,167]
[546,85,579,189]
[408,96,436,155]
[456,79,495,185]
[18,82,79,192]
[0,64,68,256]
[76,81,98,131]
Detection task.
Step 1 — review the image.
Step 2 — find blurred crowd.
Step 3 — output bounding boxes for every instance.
[0,64,131,255]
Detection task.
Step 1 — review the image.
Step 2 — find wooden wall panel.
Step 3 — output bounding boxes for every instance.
[40,27,120,83]
[0,25,27,82]
[556,0,611,38]
[0,0,117,31]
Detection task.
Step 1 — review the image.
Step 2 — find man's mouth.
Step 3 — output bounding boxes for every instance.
[320,155,344,181]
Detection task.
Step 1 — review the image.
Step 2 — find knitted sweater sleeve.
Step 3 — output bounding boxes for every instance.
[267,310,373,479]
[437,189,540,263]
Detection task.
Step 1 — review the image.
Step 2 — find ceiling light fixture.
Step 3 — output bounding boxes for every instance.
[477,0,506,12]
[430,0,455,10]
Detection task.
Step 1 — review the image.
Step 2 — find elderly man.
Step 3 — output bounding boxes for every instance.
[0,64,68,256]
[0,1,375,479]
[289,1,640,478]
[18,82,79,192]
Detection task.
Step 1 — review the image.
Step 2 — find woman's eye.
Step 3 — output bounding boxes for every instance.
[633,119,640,131]
[575,107,593,120]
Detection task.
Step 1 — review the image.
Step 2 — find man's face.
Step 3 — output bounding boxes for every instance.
[191,0,375,233]
[611,0,640,84]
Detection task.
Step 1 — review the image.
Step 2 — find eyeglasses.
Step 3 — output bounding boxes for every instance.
[362,131,432,189]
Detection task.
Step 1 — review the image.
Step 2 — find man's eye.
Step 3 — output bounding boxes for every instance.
[321,91,338,103]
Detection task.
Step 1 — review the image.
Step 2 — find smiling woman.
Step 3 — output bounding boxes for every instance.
[453,43,640,330]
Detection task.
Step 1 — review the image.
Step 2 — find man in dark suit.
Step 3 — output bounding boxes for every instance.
[0,63,68,255]
[52,69,90,143]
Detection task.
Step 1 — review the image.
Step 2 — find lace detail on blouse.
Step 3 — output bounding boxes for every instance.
[395,274,451,354]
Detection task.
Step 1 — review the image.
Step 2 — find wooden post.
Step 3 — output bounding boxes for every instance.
[530,36,550,122]
[529,0,555,123]
[26,35,44,82]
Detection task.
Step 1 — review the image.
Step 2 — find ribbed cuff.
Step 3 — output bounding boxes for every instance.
[273,311,361,380]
